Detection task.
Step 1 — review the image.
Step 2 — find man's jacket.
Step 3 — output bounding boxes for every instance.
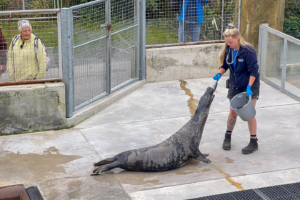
[170,0,209,25]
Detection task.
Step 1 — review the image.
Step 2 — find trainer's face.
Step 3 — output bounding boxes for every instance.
[225,36,240,50]
[21,27,32,41]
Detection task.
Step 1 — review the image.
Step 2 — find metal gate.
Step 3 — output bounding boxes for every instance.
[61,0,145,118]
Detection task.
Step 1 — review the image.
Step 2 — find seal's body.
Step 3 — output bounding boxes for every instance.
[93,87,215,175]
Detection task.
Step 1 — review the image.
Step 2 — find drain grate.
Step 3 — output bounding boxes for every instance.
[189,182,300,200]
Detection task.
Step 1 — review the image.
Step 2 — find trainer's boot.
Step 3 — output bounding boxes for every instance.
[242,138,258,154]
[222,133,231,150]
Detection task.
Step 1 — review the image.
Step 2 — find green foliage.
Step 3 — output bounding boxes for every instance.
[284,0,300,39]
[0,0,18,10]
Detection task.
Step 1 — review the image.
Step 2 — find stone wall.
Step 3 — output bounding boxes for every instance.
[0,82,66,134]
[146,43,225,82]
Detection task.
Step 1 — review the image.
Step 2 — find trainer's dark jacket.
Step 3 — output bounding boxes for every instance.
[220,45,260,88]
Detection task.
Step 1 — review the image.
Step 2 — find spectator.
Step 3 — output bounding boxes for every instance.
[7,20,47,81]
[171,0,209,43]
[0,28,7,75]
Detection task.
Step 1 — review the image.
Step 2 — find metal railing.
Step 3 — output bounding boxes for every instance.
[145,0,240,46]
[0,9,62,85]
[258,24,300,102]
[61,0,145,117]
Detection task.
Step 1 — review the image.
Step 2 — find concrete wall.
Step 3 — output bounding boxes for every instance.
[0,80,147,135]
[146,43,225,82]
[0,82,66,134]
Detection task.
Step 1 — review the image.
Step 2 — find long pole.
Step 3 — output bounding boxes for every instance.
[221,0,224,39]
[182,0,185,43]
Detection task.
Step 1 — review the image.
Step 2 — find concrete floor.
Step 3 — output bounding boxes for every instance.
[1,78,300,200]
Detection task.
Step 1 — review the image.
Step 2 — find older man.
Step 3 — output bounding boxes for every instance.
[7,20,47,81]
[171,0,209,43]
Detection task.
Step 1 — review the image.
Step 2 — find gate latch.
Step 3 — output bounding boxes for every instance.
[100,24,107,29]
[100,23,112,30]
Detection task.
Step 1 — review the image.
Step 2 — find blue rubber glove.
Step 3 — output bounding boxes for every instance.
[213,73,221,81]
[246,85,253,96]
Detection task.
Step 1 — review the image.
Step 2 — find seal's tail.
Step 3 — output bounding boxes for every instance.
[94,157,116,166]
[92,161,121,175]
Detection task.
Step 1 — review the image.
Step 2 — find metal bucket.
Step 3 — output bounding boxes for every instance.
[230,92,256,121]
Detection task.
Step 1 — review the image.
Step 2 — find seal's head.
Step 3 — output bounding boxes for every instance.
[193,87,215,121]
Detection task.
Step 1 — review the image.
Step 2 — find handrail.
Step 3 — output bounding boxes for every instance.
[0,9,60,15]
[0,79,62,86]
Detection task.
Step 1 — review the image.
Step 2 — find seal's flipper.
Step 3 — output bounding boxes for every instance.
[92,161,121,175]
[202,153,209,157]
[193,149,211,164]
[94,157,116,166]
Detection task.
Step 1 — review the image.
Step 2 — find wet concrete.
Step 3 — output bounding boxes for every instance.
[1,78,300,199]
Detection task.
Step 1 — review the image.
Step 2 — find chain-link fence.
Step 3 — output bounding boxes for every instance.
[61,0,142,117]
[0,0,99,10]
[0,10,61,84]
[145,0,239,45]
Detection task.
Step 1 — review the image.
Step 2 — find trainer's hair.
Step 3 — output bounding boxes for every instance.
[18,20,32,33]
[220,23,253,65]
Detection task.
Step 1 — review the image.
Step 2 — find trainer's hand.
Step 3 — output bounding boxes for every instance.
[213,73,221,81]
[246,85,253,96]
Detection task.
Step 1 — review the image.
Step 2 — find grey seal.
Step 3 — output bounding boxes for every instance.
[92,86,215,175]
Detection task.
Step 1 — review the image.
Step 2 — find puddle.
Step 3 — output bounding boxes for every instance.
[0,147,82,182]
[179,80,199,118]
[225,157,234,163]
[217,169,244,190]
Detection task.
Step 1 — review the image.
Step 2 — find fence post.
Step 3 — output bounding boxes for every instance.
[138,0,146,80]
[105,0,112,94]
[238,0,241,32]
[258,24,269,77]
[281,38,287,89]
[61,8,74,118]
[221,0,224,40]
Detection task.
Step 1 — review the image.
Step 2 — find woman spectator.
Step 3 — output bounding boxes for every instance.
[7,20,47,81]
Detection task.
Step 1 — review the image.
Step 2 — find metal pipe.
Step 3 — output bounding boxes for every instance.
[136,0,140,80]
[0,9,60,15]
[281,38,287,89]
[182,0,185,43]
[57,11,63,79]
[260,24,300,46]
[61,8,75,118]
[221,0,224,40]
[75,93,108,111]
[70,0,106,10]
[111,24,139,36]
[139,0,146,80]
[106,0,112,94]
[111,78,139,93]
[0,17,58,21]
[238,0,241,32]
[146,40,224,49]
[22,0,25,10]
[0,79,62,86]
[74,35,107,49]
